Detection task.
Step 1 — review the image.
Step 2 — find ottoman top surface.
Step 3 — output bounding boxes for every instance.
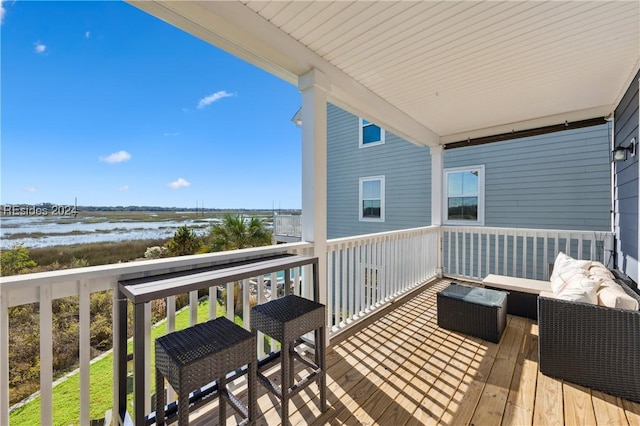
[156,317,253,366]
[252,294,324,322]
[439,283,507,307]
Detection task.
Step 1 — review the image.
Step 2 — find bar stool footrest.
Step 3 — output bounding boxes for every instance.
[219,388,248,419]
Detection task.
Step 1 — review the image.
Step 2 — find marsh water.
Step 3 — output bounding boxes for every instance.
[0,212,273,249]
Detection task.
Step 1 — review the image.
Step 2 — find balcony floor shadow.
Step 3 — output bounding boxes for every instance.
[184,278,640,426]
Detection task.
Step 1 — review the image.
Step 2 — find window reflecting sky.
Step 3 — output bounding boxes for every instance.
[362,180,381,199]
[447,171,478,197]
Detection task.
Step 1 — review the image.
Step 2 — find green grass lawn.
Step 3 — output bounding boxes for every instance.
[9,298,240,426]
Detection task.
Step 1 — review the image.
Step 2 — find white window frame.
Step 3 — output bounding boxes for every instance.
[443,165,485,226]
[359,175,385,222]
[359,118,385,148]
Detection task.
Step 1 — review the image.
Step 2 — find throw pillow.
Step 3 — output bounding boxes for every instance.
[554,273,600,304]
[597,281,640,310]
[589,261,615,281]
[550,252,592,293]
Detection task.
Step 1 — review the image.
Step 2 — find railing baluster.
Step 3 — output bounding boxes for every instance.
[533,233,538,279]
[333,248,340,326]
[79,280,90,425]
[485,232,490,279]
[144,303,152,416]
[166,295,176,404]
[512,231,517,277]
[448,230,453,275]
[189,290,198,326]
[40,284,53,426]
[462,228,467,277]
[243,278,250,330]
[455,230,460,276]
[578,234,584,259]
[341,245,348,323]
[269,271,278,353]
[355,244,361,317]
[294,265,301,297]
[348,243,355,320]
[523,232,528,279]
[257,275,265,356]
[208,287,216,319]
[543,235,549,280]
[226,281,234,320]
[470,230,474,278]
[503,233,508,275]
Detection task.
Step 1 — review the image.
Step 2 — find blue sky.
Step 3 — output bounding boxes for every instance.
[1,1,303,209]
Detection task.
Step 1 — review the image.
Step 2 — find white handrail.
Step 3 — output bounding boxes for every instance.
[442,226,615,281]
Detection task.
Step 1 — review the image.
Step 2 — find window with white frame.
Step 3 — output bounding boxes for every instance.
[444,165,484,225]
[359,176,385,221]
[359,118,385,148]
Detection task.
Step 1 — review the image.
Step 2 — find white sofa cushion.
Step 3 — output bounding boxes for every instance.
[589,261,615,282]
[597,280,640,310]
[554,273,600,304]
[550,252,592,294]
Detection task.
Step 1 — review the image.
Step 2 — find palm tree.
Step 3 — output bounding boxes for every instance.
[208,214,273,313]
[208,213,272,251]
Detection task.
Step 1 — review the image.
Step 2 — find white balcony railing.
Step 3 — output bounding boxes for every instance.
[1,242,314,426]
[443,226,615,281]
[273,214,302,238]
[1,224,616,424]
[326,226,440,333]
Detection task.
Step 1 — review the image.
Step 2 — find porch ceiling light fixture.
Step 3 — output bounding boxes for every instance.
[613,138,636,162]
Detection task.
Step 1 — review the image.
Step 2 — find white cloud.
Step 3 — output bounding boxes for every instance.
[1,0,6,25]
[117,185,129,192]
[99,150,131,164]
[34,41,46,54]
[197,91,234,109]
[163,132,179,137]
[24,186,36,193]
[85,31,91,39]
[168,178,191,189]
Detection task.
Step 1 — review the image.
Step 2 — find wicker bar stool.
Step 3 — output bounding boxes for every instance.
[155,317,257,426]
[251,294,326,424]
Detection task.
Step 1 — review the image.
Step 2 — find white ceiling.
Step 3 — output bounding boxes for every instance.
[130,1,639,147]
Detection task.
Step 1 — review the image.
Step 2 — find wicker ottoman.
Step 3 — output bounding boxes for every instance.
[437,283,508,343]
[251,295,327,424]
[155,317,257,425]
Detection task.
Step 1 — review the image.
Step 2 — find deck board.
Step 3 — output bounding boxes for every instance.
[502,318,538,426]
[562,383,596,426]
[186,278,640,425]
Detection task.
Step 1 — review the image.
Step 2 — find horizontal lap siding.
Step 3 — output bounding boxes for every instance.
[327,103,431,239]
[614,69,639,281]
[445,124,612,231]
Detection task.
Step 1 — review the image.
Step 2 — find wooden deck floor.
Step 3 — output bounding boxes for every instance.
[189,278,640,426]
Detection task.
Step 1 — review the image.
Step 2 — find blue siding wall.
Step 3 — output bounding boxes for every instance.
[327,103,431,239]
[444,125,612,231]
[614,69,640,282]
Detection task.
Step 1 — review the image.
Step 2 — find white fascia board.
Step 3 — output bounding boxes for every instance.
[128,0,440,148]
[440,105,613,145]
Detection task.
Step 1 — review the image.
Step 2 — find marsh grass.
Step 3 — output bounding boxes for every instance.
[29,239,168,267]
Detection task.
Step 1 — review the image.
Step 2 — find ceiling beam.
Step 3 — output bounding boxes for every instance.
[128,0,440,147]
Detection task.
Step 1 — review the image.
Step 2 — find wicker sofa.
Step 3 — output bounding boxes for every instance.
[538,277,640,403]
